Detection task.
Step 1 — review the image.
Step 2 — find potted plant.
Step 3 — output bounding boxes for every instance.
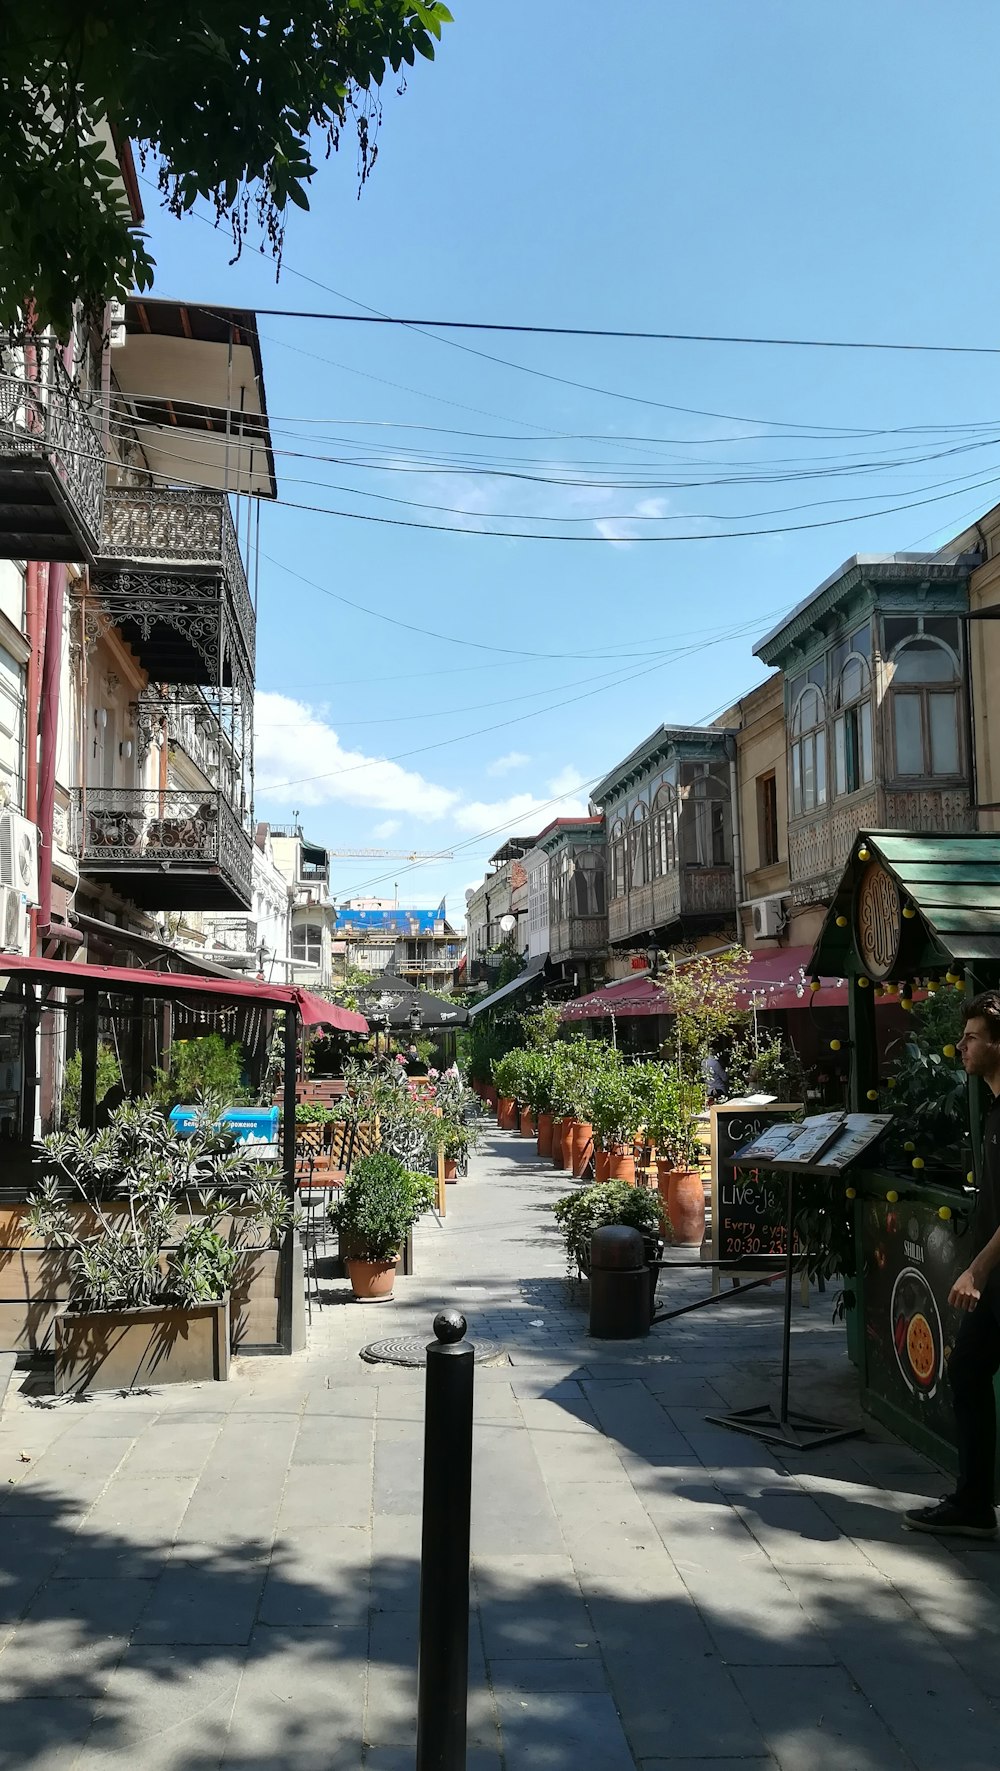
[644,1071,706,1245]
[439,1115,480,1180]
[553,1180,664,1280]
[26,1099,275,1392]
[328,1153,436,1300]
[492,1051,524,1132]
[589,1069,643,1184]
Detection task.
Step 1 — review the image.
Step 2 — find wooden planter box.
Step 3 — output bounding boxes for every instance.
[230,1248,281,1351]
[54,1296,230,1394]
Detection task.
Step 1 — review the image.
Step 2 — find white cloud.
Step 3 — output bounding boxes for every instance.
[452,769,590,837]
[254,692,460,819]
[487,750,530,777]
[593,496,670,548]
[255,694,590,849]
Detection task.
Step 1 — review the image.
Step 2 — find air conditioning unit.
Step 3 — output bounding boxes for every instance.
[0,884,28,955]
[0,811,39,903]
[751,895,785,939]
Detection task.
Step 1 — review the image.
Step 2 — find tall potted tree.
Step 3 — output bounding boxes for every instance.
[589,1069,641,1183]
[646,1073,706,1245]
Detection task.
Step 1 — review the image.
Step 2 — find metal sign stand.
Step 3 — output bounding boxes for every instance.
[704,1170,863,1452]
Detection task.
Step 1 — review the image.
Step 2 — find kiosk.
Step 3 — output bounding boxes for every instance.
[804,830,1000,1472]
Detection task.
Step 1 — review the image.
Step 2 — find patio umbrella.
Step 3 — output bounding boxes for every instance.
[353,972,468,1029]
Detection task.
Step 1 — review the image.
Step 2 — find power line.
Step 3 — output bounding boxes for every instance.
[192,300,1000,357]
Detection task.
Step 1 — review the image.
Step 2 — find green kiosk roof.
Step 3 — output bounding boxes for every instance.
[808,831,1000,978]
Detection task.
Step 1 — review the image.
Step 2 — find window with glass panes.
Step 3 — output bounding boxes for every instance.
[833,643,873,798]
[291,921,323,964]
[884,617,963,778]
[789,676,827,816]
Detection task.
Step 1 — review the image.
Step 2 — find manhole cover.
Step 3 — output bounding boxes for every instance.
[360,1336,508,1369]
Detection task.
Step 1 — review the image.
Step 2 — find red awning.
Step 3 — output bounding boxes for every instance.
[560,946,862,1021]
[0,956,368,1034]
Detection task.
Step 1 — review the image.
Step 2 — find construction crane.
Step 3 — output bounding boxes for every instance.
[326,847,454,861]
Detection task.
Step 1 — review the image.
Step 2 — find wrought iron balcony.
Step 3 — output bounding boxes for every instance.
[0,336,104,561]
[91,487,255,693]
[74,787,253,912]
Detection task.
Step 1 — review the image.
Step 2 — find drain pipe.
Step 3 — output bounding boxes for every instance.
[36,562,66,939]
[725,734,744,945]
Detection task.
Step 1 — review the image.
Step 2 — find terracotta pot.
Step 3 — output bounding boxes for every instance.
[498,1095,517,1130]
[659,1166,705,1246]
[347,1257,397,1300]
[536,1111,554,1159]
[552,1117,569,1169]
[444,1157,458,1182]
[594,1149,611,1183]
[485,1085,498,1110]
[607,1142,636,1184]
[570,1120,594,1179]
[519,1107,536,1138]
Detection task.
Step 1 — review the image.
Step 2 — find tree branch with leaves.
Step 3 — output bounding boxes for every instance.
[0,2,452,333]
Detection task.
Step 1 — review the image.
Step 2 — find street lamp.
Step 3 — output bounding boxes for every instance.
[645,935,660,977]
[499,913,516,940]
[408,1004,423,1034]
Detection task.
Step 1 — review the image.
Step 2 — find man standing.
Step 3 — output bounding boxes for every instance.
[904,990,1000,1539]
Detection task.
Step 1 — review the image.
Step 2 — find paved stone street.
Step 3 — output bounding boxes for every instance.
[3,1128,1000,1769]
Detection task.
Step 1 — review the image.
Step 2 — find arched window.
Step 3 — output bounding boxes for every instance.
[833,654,873,797]
[651,782,677,877]
[683,769,731,867]
[610,820,628,900]
[291,921,323,965]
[630,804,651,888]
[790,684,827,816]
[890,637,962,777]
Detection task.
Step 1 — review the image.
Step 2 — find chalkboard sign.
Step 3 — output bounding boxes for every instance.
[710,1101,801,1286]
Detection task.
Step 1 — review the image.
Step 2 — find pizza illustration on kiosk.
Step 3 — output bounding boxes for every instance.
[890,1267,944,1399]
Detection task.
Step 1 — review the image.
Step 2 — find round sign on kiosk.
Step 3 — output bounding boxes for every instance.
[855,860,903,981]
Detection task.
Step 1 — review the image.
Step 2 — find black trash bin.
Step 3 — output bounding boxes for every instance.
[589,1225,651,1340]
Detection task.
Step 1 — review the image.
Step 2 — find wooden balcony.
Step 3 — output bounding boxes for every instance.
[0,337,104,561]
[607,867,736,946]
[91,488,255,693]
[74,788,253,912]
[549,915,607,962]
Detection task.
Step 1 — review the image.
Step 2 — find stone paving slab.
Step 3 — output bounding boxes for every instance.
[3,1127,1000,1767]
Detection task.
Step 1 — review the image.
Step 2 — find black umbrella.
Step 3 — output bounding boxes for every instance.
[354,972,468,1029]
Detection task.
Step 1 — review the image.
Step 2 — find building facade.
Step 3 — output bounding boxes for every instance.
[591,726,738,971]
[751,552,975,915]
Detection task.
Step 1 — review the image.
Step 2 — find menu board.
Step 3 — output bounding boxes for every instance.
[733,1113,892,1175]
[711,1102,801,1277]
[862,1194,973,1444]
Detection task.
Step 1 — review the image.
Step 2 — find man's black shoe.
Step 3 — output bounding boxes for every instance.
[902,1497,997,1539]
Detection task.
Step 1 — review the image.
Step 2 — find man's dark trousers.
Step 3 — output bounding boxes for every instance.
[949,1271,1000,1512]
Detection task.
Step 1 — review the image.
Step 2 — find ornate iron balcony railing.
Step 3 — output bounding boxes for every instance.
[92,487,255,693]
[0,336,105,560]
[74,787,253,913]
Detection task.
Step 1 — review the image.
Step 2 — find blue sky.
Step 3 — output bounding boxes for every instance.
[141,1,1000,925]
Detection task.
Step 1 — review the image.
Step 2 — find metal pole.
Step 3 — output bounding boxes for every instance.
[416,1311,474,1771]
[79,983,99,1133]
[779,1172,796,1425]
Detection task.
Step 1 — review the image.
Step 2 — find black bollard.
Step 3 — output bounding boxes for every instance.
[415,1310,475,1771]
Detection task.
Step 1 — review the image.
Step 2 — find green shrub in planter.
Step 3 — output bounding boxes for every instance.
[553,1180,664,1276]
[589,1069,644,1147]
[328,1153,436,1261]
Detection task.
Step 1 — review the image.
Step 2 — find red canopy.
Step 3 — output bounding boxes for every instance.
[560,946,859,1021]
[0,956,368,1034]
